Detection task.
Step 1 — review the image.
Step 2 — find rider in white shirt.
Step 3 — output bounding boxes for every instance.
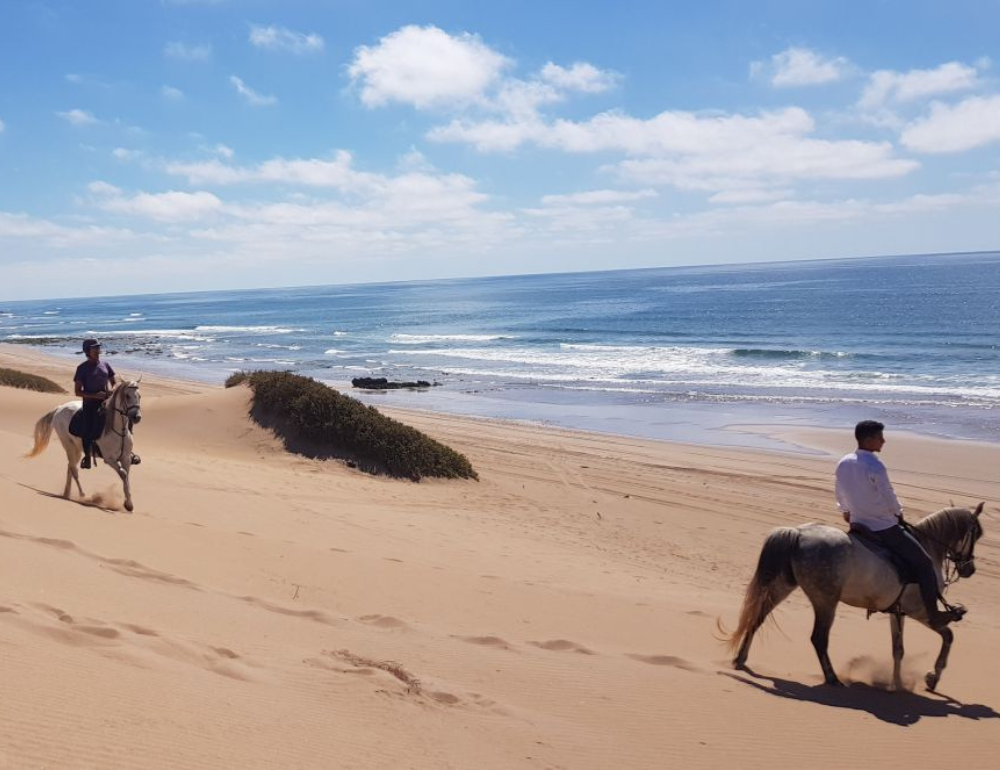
[836,420,963,628]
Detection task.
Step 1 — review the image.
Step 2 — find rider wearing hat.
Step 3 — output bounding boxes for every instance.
[74,338,116,469]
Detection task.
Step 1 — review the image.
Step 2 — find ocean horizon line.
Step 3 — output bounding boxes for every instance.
[3,248,998,306]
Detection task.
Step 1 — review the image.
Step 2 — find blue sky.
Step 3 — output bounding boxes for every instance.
[1,0,998,300]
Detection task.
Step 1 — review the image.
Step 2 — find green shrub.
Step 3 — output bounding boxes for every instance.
[225,370,249,388]
[0,367,66,394]
[238,370,477,482]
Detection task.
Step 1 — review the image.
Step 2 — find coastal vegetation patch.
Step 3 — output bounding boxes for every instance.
[0,366,66,394]
[226,370,477,481]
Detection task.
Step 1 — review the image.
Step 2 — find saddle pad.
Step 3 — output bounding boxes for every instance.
[849,529,916,584]
[69,408,106,439]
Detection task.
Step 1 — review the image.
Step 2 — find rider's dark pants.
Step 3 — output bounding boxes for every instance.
[81,399,102,457]
[870,524,941,618]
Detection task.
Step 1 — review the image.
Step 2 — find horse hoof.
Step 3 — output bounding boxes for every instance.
[925,673,938,691]
[124,501,134,513]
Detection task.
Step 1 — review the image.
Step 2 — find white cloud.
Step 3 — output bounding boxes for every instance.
[161,85,184,100]
[901,94,1000,153]
[0,117,4,133]
[432,105,916,197]
[112,148,144,162]
[57,108,99,126]
[249,24,324,55]
[165,151,377,190]
[349,25,511,108]
[708,189,791,205]
[87,180,122,196]
[0,209,138,249]
[229,75,277,106]
[92,185,224,222]
[860,61,981,109]
[539,62,617,93]
[164,41,212,62]
[751,47,852,87]
[214,144,234,159]
[541,189,657,205]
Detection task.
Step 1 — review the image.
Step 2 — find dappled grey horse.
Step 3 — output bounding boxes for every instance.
[26,381,143,512]
[728,504,984,691]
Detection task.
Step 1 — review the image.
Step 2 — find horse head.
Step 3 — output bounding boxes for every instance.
[120,381,142,426]
[955,502,985,578]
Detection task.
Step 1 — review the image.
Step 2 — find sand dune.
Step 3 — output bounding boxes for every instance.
[2,344,999,768]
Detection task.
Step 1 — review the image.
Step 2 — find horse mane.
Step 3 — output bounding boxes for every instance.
[913,507,978,546]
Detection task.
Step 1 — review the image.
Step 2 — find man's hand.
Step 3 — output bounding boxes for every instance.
[842,511,851,524]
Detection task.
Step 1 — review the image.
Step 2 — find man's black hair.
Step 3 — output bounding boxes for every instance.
[855,420,885,443]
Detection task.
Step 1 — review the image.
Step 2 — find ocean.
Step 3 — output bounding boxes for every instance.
[3,251,999,448]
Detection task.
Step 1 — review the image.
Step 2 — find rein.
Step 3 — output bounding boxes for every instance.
[102,384,139,464]
[904,517,977,589]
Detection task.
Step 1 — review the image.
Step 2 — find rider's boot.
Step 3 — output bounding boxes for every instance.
[81,444,92,469]
[928,605,966,629]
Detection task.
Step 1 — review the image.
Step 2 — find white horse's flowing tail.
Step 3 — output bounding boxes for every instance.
[26,409,56,458]
[727,526,800,655]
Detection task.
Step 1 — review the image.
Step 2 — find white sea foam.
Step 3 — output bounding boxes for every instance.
[391,333,514,344]
[389,343,1000,403]
[195,325,303,334]
[83,329,217,342]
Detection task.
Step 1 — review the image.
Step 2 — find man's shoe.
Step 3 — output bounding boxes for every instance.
[81,455,91,469]
[929,606,966,629]
[130,453,141,465]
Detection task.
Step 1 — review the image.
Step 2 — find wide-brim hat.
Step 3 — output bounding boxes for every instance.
[82,338,102,353]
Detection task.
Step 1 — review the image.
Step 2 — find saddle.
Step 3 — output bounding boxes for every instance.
[69,406,106,440]
[849,524,917,585]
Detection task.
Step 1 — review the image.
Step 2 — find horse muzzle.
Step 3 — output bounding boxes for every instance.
[957,561,976,579]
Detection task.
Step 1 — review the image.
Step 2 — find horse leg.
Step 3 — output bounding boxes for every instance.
[924,625,954,692]
[890,613,905,691]
[807,596,841,686]
[115,463,134,513]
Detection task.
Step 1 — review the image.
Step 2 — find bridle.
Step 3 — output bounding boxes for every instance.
[905,516,981,588]
[104,383,141,463]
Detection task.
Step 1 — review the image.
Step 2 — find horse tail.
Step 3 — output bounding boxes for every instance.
[726,526,800,654]
[25,409,56,458]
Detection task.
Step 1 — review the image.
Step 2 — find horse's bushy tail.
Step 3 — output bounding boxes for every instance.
[726,526,800,655]
[25,410,56,458]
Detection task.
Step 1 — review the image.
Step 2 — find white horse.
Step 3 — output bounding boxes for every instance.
[26,380,143,512]
[727,504,984,692]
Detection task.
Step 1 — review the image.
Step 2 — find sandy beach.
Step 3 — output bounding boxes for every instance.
[2,343,999,769]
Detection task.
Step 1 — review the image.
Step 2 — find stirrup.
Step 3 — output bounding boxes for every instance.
[944,603,967,622]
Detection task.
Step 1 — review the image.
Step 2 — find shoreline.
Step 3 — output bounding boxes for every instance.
[6,342,999,500]
[5,341,998,455]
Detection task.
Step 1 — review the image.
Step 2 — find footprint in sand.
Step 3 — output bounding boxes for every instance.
[455,635,514,650]
[358,614,409,630]
[528,639,594,655]
[627,653,702,672]
[0,606,17,614]
[122,624,159,637]
[429,691,461,705]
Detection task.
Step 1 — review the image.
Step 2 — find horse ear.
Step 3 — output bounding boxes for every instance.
[974,502,984,517]
[136,374,143,384]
